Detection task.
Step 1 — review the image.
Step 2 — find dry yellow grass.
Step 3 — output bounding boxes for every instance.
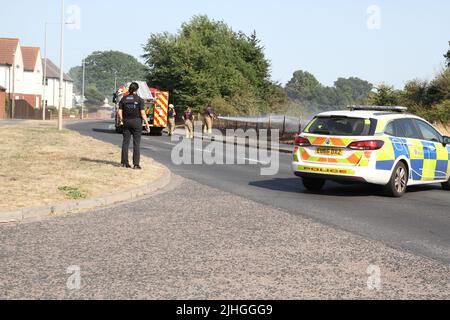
[0,121,166,211]
[436,122,450,136]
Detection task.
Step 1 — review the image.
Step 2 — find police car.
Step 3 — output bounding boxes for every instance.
[292,106,450,197]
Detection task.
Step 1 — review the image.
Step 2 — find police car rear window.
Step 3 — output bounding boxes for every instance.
[304,116,377,136]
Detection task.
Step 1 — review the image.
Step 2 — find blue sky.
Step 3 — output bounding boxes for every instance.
[1,0,449,89]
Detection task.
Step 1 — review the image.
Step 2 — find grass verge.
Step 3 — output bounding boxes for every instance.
[0,121,166,211]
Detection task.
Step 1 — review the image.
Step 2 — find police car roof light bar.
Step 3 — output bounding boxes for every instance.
[348,105,408,113]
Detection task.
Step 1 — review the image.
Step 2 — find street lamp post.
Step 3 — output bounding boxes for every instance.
[11,52,16,119]
[81,58,85,120]
[44,20,74,123]
[114,72,117,93]
[42,23,49,121]
[58,0,65,130]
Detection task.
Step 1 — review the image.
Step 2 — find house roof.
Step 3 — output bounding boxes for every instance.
[42,58,73,82]
[21,46,40,71]
[0,38,19,66]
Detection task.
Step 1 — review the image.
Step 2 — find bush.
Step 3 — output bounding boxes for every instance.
[209,96,238,116]
[431,100,450,123]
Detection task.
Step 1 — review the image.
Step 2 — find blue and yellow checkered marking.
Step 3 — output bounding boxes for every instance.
[435,160,448,180]
[376,137,409,171]
[376,138,450,181]
[422,141,437,160]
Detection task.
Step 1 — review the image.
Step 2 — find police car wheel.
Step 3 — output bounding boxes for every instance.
[385,162,408,197]
[302,178,325,192]
[442,178,450,191]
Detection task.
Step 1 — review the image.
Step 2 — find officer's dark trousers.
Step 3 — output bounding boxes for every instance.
[121,118,142,166]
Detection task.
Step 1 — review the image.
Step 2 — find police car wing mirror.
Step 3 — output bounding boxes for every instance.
[443,136,450,147]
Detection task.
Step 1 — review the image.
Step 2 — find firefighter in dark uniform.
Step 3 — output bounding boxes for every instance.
[117,82,150,169]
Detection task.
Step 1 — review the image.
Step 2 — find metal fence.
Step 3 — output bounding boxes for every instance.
[215,114,309,135]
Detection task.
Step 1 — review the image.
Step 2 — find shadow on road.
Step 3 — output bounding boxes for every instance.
[249,178,444,197]
[92,127,168,137]
[405,184,443,193]
[250,178,384,197]
[80,158,121,167]
[249,178,383,197]
[93,128,117,134]
[249,178,303,194]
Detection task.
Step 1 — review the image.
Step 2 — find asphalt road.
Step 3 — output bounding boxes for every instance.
[68,120,450,265]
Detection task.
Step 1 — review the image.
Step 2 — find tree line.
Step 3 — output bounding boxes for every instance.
[69,16,450,124]
[366,68,450,124]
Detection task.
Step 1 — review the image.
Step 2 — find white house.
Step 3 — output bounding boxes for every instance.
[21,46,43,108]
[42,58,73,109]
[0,38,20,95]
[0,38,42,110]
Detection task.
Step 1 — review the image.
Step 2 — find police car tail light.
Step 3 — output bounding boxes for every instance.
[348,140,384,150]
[294,136,311,147]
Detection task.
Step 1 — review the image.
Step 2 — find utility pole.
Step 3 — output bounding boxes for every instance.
[81,57,85,120]
[58,0,65,130]
[114,71,117,93]
[11,52,16,119]
[42,23,48,121]
[113,70,117,115]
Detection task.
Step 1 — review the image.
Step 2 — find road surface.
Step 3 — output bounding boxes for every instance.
[67,120,450,265]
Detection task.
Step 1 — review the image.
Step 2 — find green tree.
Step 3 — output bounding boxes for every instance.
[334,77,373,106]
[399,79,430,116]
[285,71,373,113]
[285,71,321,101]
[427,68,450,104]
[402,80,429,105]
[68,66,82,94]
[398,70,450,122]
[69,50,147,98]
[367,84,400,106]
[84,85,105,107]
[143,15,284,115]
[431,100,450,123]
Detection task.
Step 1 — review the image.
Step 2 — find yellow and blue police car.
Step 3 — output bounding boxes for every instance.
[292,106,450,197]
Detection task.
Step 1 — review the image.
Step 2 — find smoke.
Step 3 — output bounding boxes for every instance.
[218,114,310,133]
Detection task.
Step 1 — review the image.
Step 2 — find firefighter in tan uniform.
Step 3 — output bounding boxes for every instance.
[183,106,194,139]
[167,104,176,136]
[203,103,216,134]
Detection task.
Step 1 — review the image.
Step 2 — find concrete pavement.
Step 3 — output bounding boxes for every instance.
[1,176,449,299]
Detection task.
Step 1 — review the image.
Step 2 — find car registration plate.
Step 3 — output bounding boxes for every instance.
[316,148,344,156]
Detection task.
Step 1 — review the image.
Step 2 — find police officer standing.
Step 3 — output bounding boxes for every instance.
[117,82,150,169]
